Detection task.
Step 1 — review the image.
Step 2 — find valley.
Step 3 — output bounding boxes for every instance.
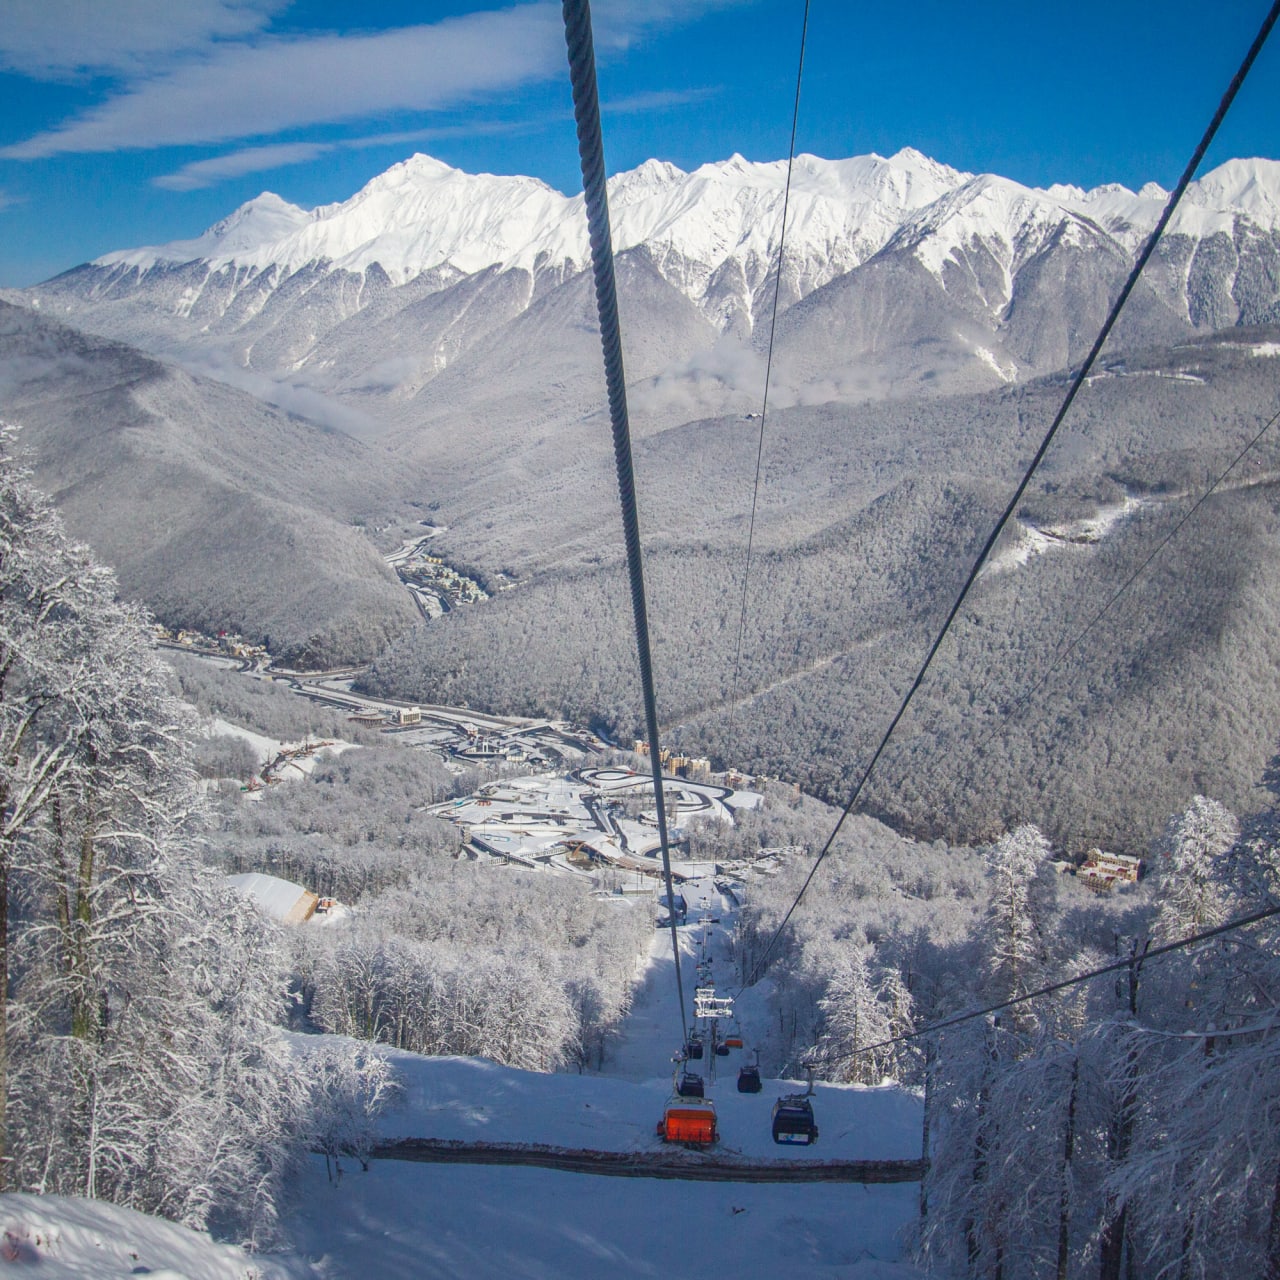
[4,0,1280,1270]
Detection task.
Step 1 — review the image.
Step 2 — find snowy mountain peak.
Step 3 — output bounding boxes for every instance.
[80,146,1280,335]
[1190,157,1280,227]
[204,191,309,240]
[96,191,310,270]
[885,146,971,186]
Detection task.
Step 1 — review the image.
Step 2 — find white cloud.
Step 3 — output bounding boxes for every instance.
[153,142,333,191]
[2,1,750,161]
[604,87,718,115]
[0,0,284,78]
[152,121,545,191]
[3,6,566,159]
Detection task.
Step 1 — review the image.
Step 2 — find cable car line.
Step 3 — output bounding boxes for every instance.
[735,0,1280,997]
[724,0,812,755]
[930,398,1280,795]
[561,0,1279,1155]
[824,903,1280,1068]
[562,0,689,1044]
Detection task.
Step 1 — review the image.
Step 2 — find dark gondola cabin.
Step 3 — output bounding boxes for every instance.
[676,1071,705,1098]
[737,1065,762,1093]
[771,1095,818,1145]
[685,1036,704,1060]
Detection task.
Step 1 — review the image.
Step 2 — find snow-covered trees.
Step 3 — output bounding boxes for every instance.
[813,943,913,1084]
[0,436,387,1244]
[300,1038,399,1177]
[980,824,1052,1012]
[1151,793,1239,940]
[302,868,648,1073]
[913,794,1280,1279]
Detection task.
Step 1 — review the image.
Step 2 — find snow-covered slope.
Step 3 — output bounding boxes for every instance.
[0,1193,289,1278]
[24,149,1280,417]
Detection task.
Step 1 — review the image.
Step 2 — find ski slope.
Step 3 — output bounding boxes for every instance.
[0,877,927,1277]
[281,877,927,1276]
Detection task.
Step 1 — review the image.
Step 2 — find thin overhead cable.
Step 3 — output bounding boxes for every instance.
[562,0,688,1042]
[949,400,1280,784]
[738,0,1280,995]
[725,0,812,752]
[829,903,1280,1065]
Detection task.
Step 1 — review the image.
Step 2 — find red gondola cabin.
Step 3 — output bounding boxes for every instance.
[658,1098,717,1145]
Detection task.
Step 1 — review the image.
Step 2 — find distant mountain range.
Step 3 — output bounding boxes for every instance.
[21,149,1280,419]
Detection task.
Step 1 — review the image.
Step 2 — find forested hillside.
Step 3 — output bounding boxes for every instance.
[0,302,420,665]
[362,330,1280,850]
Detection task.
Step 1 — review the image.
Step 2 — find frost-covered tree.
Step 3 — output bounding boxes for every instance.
[0,434,343,1243]
[1151,794,1239,941]
[813,943,913,1084]
[981,824,1052,1016]
[301,1038,400,1178]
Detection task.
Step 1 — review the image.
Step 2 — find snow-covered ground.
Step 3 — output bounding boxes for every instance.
[0,1193,291,1278]
[286,1157,921,1279]
[6,877,926,1278]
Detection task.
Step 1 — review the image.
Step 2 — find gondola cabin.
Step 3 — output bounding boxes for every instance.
[685,1036,704,1060]
[724,1036,744,1049]
[771,1095,818,1145]
[658,1098,717,1145]
[676,1070,705,1098]
[737,1064,762,1093]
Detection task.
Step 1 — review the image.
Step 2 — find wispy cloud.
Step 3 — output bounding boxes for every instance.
[604,87,719,115]
[3,6,565,160]
[152,120,547,191]
[2,1,748,161]
[153,142,332,191]
[0,0,284,78]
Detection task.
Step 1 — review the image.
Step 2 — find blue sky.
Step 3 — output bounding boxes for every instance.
[1,0,1278,286]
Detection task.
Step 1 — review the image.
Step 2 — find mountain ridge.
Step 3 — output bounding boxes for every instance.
[26,146,1280,428]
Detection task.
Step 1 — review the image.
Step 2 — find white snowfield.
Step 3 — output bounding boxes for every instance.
[94,148,1280,299]
[0,1192,290,1278]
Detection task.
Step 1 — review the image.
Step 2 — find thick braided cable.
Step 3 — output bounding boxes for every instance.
[563,0,688,1044]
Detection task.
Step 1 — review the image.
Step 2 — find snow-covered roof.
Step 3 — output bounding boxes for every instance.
[227,872,316,924]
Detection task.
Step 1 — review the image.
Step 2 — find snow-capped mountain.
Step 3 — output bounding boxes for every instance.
[24,148,1280,415]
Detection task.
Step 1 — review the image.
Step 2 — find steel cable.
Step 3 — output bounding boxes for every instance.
[725,0,812,755]
[562,0,689,1043]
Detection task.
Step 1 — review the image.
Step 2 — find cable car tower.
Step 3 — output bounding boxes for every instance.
[694,986,735,1022]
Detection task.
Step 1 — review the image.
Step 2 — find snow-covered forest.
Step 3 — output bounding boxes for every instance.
[5,417,1280,1274]
[0,435,393,1246]
[715,786,1280,1277]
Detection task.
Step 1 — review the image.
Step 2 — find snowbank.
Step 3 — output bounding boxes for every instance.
[0,1193,291,1278]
